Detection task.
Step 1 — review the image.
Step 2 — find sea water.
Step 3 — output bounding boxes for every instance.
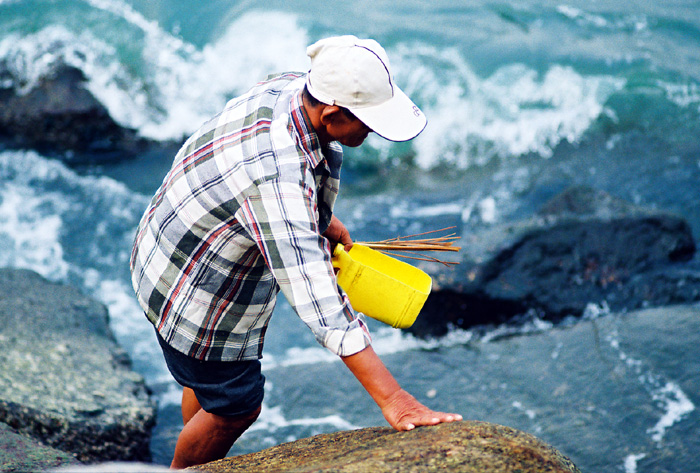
[1,1,699,471]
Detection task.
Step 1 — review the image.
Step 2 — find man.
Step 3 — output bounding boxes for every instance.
[130,35,461,469]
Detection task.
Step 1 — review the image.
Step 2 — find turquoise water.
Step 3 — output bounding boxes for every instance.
[1,1,699,471]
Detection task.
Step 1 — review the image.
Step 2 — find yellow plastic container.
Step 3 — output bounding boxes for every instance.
[332,244,432,328]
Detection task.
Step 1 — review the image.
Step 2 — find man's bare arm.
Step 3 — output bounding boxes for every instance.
[341,345,462,430]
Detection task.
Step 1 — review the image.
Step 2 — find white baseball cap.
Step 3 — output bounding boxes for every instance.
[306,35,427,142]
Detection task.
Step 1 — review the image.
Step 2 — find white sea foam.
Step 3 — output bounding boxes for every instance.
[551,341,564,360]
[0,24,152,130]
[582,301,611,320]
[262,325,475,371]
[384,189,505,226]
[658,80,700,111]
[0,187,69,279]
[391,44,625,169]
[511,401,537,420]
[481,312,554,343]
[247,402,358,435]
[0,152,78,279]
[623,453,646,473]
[477,197,497,223]
[605,326,696,445]
[81,1,310,140]
[646,381,695,443]
[556,5,648,32]
[556,5,608,28]
[405,202,464,218]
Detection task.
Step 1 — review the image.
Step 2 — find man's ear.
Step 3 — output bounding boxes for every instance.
[319,105,344,126]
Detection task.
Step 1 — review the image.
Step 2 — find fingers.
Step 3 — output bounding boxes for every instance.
[336,224,353,250]
[399,411,463,431]
[323,215,353,250]
[382,389,463,431]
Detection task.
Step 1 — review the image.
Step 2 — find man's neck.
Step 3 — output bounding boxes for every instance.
[301,93,332,146]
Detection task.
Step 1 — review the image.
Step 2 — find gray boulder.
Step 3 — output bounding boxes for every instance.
[412,186,699,337]
[0,268,156,463]
[191,420,580,473]
[0,422,80,472]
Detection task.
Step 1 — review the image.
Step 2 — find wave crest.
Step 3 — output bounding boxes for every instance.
[391,44,625,169]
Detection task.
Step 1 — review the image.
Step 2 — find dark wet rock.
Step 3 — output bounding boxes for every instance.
[411,186,699,337]
[190,420,580,473]
[0,268,156,463]
[0,62,162,164]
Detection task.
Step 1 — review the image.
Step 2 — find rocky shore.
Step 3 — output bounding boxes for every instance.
[0,267,589,473]
[191,421,581,473]
[0,269,156,471]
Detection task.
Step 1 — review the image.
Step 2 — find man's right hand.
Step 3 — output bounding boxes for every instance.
[380,388,461,431]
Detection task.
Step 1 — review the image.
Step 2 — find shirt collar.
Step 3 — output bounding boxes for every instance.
[290,89,327,170]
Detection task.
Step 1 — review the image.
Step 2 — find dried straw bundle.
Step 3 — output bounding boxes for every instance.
[356,227,461,267]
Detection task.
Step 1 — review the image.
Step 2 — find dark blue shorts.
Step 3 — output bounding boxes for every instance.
[156,330,265,417]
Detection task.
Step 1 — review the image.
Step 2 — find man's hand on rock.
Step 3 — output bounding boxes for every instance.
[381,388,462,431]
[341,343,462,433]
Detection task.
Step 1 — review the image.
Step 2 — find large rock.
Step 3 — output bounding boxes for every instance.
[190,420,580,473]
[0,422,80,472]
[0,62,152,163]
[411,186,700,337]
[0,268,156,463]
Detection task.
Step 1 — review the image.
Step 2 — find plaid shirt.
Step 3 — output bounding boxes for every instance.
[130,73,371,361]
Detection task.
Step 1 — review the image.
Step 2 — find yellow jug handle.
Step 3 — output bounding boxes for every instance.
[331,244,350,271]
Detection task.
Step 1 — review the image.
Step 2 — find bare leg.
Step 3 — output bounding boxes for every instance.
[181,387,201,425]
[170,403,261,469]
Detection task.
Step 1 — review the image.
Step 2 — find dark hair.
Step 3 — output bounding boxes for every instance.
[303,84,322,107]
[303,85,357,120]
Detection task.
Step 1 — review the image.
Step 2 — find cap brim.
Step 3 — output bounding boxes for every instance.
[348,87,427,142]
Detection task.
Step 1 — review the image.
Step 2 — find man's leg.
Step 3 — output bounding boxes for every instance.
[155,334,265,469]
[181,387,201,425]
[171,401,261,469]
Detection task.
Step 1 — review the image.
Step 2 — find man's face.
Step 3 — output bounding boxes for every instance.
[325,112,372,147]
